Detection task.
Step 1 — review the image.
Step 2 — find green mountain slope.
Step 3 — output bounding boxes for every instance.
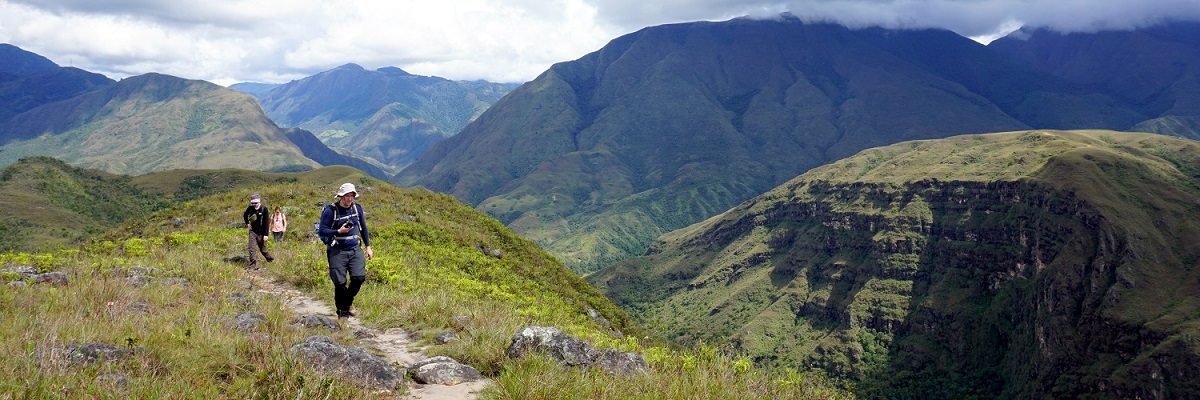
[0,157,369,252]
[0,156,167,252]
[0,73,322,175]
[0,44,115,122]
[589,130,1200,398]
[990,21,1200,139]
[6,174,747,398]
[254,64,518,171]
[400,17,1154,273]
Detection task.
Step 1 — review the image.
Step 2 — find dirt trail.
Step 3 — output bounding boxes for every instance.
[246,272,491,400]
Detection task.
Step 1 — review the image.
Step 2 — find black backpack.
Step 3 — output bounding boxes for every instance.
[316,203,362,246]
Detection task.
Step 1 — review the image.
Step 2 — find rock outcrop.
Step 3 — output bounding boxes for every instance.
[508,326,647,375]
[289,335,404,391]
[592,131,1200,398]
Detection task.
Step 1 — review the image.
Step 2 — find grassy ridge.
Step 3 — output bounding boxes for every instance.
[591,130,1200,397]
[1,171,848,399]
[0,157,169,252]
[0,159,366,253]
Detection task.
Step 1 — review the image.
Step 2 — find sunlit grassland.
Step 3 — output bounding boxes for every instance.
[1,176,848,399]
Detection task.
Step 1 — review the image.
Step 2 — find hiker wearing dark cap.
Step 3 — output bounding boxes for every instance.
[317,183,374,318]
[243,193,274,269]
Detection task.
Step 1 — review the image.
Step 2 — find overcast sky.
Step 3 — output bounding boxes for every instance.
[2,0,1198,86]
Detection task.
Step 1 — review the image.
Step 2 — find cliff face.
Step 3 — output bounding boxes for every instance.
[591,130,1200,398]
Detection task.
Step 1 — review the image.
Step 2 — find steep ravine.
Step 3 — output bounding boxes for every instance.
[592,131,1200,398]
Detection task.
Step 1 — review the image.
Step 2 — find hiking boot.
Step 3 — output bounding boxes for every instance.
[347,306,356,317]
[336,309,350,319]
[265,255,275,262]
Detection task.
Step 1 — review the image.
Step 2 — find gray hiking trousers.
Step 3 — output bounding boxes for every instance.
[327,246,366,314]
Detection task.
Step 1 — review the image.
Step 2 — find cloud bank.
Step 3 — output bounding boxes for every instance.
[1,0,1196,85]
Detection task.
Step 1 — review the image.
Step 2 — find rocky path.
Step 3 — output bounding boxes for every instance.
[245,272,491,400]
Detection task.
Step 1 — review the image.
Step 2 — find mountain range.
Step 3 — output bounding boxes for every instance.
[396,17,1200,274]
[3,15,1200,397]
[0,46,482,179]
[243,63,519,173]
[590,129,1200,398]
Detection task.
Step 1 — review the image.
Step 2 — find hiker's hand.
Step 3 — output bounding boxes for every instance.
[364,246,374,260]
[338,225,350,234]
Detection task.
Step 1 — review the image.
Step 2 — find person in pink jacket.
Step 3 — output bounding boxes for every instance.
[270,206,288,242]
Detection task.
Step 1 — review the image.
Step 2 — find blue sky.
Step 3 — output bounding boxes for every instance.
[1,0,1197,85]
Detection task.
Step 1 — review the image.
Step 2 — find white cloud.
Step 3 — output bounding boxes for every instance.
[1,0,1198,85]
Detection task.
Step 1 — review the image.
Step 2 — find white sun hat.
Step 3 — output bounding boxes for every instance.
[335,183,358,197]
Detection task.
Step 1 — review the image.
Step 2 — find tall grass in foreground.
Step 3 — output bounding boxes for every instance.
[0,180,849,399]
[0,237,380,399]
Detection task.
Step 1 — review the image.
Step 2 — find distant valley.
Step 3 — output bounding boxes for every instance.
[398,18,1200,274]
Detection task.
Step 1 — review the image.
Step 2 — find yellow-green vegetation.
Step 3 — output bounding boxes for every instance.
[0,158,364,253]
[592,130,1200,398]
[0,169,849,399]
[0,157,170,252]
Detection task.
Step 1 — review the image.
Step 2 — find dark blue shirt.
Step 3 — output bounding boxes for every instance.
[319,202,370,249]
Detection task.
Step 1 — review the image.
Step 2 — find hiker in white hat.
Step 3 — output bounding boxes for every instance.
[317,183,374,318]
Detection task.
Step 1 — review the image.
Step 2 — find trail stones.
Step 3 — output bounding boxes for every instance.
[507,326,648,375]
[474,242,503,259]
[434,332,459,344]
[125,266,189,287]
[410,356,482,385]
[33,272,69,286]
[37,343,133,367]
[294,314,341,331]
[230,291,257,309]
[2,265,37,278]
[290,335,404,391]
[587,308,611,329]
[127,266,163,277]
[232,311,267,331]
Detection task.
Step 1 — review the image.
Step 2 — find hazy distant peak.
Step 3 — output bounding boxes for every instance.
[376,66,412,77]
[0,43,60,74]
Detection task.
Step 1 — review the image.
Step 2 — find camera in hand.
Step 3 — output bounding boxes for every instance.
[343,220,355,229]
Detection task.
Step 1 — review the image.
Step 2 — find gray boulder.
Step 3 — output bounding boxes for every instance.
[508,326,597,366]
[33,272,69,286]
[1,265,37,278]
[290,335,404,391]
[37,343,132,367]
[508,326,648,375]
[128,275,152,287]
[229,292,257,309]
[434,332,459,344]
[232,312,267,331]
[594,348,649,375]
[410,356,482,385]
[127,266,163,277]
[294,314,341,331]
